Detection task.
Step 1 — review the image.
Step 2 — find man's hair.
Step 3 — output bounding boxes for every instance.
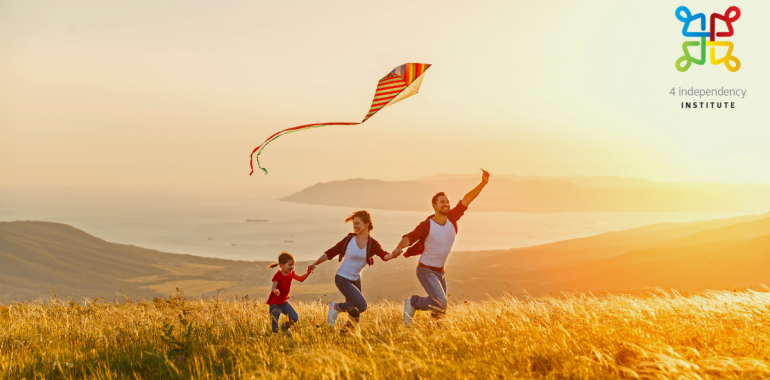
[432,192,447,206]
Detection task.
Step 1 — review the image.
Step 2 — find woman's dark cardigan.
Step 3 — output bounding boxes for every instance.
[324,233,388,266]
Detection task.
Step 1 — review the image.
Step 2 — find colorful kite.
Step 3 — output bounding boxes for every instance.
[249,63,432,175]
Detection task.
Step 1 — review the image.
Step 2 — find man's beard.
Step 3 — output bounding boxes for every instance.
[436,207,449,216]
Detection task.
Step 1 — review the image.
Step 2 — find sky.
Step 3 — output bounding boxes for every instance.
[2,0,769,199]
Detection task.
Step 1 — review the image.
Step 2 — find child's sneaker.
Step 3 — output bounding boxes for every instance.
[403,298,415,326]
[327,302,339,327]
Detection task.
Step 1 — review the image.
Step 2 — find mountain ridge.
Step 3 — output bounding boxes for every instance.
[281,176,770,213]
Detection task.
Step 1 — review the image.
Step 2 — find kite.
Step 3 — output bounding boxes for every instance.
[249,63,432,175]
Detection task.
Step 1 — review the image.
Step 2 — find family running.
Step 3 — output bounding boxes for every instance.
[266,170,490,335]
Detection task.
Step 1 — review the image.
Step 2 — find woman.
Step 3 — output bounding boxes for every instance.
[308,210,398,330]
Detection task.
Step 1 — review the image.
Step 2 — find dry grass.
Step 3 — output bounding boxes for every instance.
[2,289,770,379]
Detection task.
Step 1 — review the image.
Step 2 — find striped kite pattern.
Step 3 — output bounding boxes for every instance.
[250,63,431,175]
[393,63,430,88]
[362,73,408,122]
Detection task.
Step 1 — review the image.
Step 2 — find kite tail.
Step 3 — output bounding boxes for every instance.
[249,145,269,175]
[249,122,360,175]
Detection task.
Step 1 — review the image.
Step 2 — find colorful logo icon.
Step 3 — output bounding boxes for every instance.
[675,6,741,72]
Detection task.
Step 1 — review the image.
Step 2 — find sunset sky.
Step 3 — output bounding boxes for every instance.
[2,0,769,198]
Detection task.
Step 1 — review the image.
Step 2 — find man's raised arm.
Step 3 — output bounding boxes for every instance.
[461,169,490,207]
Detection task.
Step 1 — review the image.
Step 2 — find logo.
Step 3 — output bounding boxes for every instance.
[675,6,741,72]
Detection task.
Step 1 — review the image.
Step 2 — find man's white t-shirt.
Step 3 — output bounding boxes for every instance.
[336,238,368,281]
[418,219,456,268]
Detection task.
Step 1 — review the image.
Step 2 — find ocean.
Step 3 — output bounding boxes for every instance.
[0,187,753,261]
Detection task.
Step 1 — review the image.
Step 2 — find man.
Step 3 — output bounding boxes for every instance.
[392,169,490,325]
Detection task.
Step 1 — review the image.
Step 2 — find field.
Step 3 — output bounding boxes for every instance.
[3,289,770,379]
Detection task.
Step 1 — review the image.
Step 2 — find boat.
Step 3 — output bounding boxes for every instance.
[207,237,213,240]
[231,243,237,246]
[246,219,268,222]
[285,240,294,243]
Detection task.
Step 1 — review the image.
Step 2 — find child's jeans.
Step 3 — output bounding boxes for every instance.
[269,302,298,333]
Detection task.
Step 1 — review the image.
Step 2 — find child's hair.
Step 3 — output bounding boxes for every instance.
[345,210,373,231]
[267,252,294,269]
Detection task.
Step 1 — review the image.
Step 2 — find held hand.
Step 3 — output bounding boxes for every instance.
[392,248,403,258]
[481,169,490,184]
[273,289,280,296]
[307,264,316,272]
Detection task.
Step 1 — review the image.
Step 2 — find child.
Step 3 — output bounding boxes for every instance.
[266,252,311,336]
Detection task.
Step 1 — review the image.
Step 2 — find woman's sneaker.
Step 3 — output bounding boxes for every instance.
[327,302,339,327]
[340,320,357,334]
[403,298,415,326]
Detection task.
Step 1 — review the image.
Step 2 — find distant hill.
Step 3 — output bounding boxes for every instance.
[416,173,663,188]
[452,212,770,298]
[527,234,770,295]
[2,213,770,302]
[0,221,348,302]
[361,212,770,299]
[0,222,255,300]
[281,175,770,213]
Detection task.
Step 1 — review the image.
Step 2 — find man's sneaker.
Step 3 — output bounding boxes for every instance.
[403,298,415,326]
[284,327,293,338]
[327,302,339,327]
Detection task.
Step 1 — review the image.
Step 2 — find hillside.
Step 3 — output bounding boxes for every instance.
[0,222,256,300]
[443,212,770,299]
[281,176,770,212]
[533,235,770,294]
[2,212,769,302]
[0,221,347,302]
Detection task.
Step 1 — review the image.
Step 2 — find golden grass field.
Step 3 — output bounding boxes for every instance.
[2,289,770,379]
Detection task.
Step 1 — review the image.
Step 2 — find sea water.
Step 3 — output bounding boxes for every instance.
[0,188,754,261]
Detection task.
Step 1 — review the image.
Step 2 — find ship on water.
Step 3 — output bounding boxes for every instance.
[246,219,268,222]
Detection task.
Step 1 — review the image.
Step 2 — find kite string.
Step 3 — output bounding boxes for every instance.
[417,93,482,169]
